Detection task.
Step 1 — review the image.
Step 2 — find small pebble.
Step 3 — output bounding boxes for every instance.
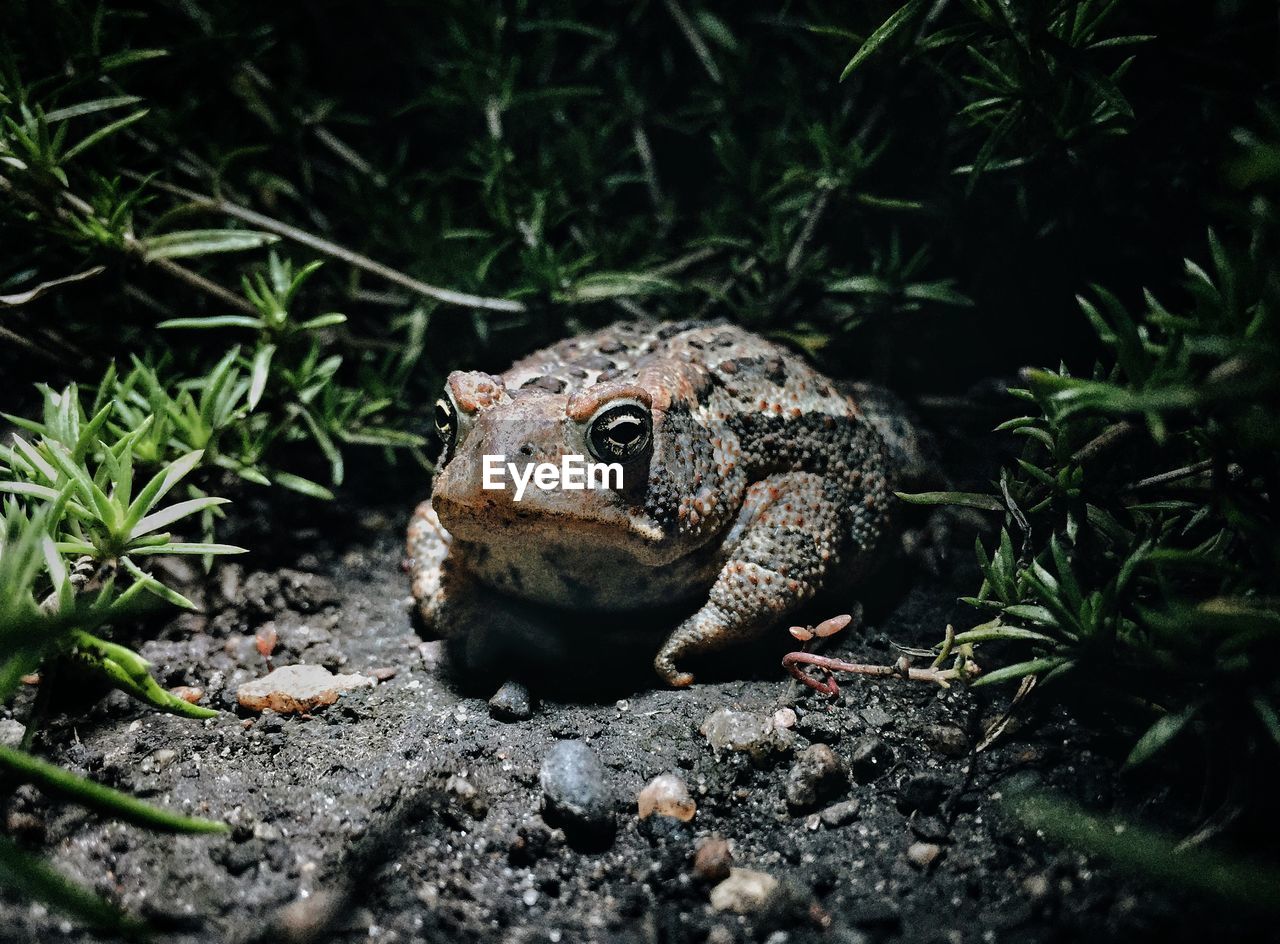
[709,868,778,914]
[706,927,735,944]
[907,841,943,869]
[417,640,445,669]
[922,723,969,757]
[445,775,487,819]
[276,889,343,939]
[216,564,242,609]
[860,705,894,729]
[522,888,538,907]
[817,798,861,829]
[794,709,846,744]
[849,736,893,782]
[169,686,205,705]
[785,744,849,812]
[0,719,25,748]
[701,708,794,761]
[1022,873,1051,901]
[910,815,949,842]
[898,773,950,815]
[539,740,614,847]
[692,836,733,883]
[237,664,373,714]
[489,680,534,721]
[6,811,43,841]
[772,707,797,729]
[637,773,696,822]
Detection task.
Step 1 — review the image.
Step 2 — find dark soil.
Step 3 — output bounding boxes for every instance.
[0,438,1274,943]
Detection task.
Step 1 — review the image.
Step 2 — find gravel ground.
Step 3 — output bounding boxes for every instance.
[0,481,1272,944]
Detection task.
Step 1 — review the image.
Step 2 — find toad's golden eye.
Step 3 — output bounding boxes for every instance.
[587,401,652,462]
[434,396,457,457]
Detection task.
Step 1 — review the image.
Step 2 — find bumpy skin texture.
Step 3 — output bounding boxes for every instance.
[407,319,911,687]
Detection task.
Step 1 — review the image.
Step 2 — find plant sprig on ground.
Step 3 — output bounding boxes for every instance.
[0,499,228,929]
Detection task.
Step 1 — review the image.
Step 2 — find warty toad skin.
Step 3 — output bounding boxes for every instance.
[407,319,922,687]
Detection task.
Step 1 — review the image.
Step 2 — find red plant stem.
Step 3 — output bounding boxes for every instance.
[782,651,969,696]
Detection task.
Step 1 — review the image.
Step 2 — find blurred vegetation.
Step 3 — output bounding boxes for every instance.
[903,111,1280,887]
[0,0,1275,928]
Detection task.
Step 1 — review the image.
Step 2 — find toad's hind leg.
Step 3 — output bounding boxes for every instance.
[654,471,874,687]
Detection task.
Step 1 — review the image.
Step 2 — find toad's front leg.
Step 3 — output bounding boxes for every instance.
[409,499,573,680]
[653,471,883,687]
[411,498,663,690]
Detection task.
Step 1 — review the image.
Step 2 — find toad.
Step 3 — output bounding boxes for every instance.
[407,320,926,687]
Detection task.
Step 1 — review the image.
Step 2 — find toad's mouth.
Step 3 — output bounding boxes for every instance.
[431,490,699,568]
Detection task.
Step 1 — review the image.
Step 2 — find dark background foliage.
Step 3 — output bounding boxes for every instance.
[3,0,1274,402]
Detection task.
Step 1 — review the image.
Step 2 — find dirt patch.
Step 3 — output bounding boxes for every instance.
[0,487,1271,943]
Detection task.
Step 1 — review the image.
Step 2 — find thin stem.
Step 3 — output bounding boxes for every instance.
[1072,420,1137,466]
[147,254,256,313]
[648,246,720,277]
[130,174,527,313]
[1124,459,1214,492]
[0,173,255,314]
[632,121,669,232]
[664,0,722,84]
[931,623,957,669]
[19,662,55,753]
[0,324,63,363]
[786,187,832,274]
[783,650,975,695]
[0,744,226,834]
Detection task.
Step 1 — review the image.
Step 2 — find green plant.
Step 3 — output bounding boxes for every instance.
[1008,788,1280,909]
[843,0,1148,189]
[901,137,1280,822]
[158,252,345,404]
[0,0,1272,930]
[0,394,247,714]
[0,501,227,930]
[0,29,437,926]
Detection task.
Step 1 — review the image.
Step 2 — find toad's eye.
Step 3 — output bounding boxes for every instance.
[434,396,457,456]
[587,401,652,462]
